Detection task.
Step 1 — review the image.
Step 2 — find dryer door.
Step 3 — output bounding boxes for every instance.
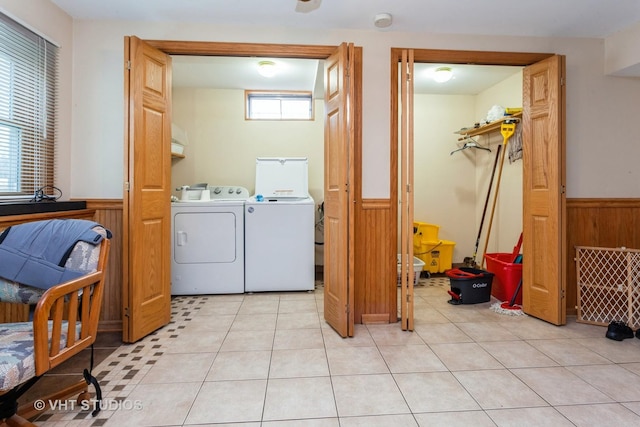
[174,211,237,263]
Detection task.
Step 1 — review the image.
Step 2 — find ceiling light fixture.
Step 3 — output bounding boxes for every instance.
[374,13,392,28]
[257,60,277,77]
[433,66,453,83]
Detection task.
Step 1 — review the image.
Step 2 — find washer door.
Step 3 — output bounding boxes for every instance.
[174,212,236,263]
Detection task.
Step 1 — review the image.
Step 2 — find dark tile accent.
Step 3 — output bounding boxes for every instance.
[123,370,138,380]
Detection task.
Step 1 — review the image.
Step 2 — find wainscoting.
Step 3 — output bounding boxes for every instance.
[566,198,640,316]
[86,200,124,331]
[354,198,396,324]
[0,200,123,332]
[3,198,636,330]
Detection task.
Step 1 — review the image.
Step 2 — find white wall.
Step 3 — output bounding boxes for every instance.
[2,10,640,203]
[171,88,324,203]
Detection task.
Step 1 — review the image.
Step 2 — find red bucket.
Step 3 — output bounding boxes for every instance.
[484,253,523,305]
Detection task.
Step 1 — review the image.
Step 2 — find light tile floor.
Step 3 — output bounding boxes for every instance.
[33,276,640,426]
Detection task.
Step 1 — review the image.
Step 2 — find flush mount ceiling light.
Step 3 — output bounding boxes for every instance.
[374,13,392,28]
[257,60,277,77]
[433,66,453,83]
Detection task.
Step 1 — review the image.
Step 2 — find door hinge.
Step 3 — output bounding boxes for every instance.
[345,304,350,315]
[561,289,566,299]
[126,60,131,70]
[561,184,566,194]
[561,76,565,86]
[124,181,130,192]
[124,306,130,317]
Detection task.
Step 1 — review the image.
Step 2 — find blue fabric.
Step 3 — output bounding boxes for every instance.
[0,219,110,290]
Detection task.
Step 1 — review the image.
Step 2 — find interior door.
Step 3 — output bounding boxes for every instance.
[522,54,566,325]
[323,42,355,337]
[399,49,415,331]
[123,36,173,342]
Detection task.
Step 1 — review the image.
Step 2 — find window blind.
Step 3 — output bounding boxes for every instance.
[0,12,57,197]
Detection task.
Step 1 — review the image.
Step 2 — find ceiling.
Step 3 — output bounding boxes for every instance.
[51,0,640,38]
[171,56,522,97]
[51,0,640,96]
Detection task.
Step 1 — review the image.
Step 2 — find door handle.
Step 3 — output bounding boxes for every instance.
[176,231,187,246]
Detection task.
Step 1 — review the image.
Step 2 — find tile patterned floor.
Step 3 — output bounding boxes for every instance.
[30,276,640,426]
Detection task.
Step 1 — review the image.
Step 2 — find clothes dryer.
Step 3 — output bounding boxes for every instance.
[171,186,249,295]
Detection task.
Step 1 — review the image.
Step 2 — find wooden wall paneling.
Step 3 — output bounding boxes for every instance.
[86,200,124,332]
[0,302,28,323]
[355,199,396,324]
[566,198,640,316]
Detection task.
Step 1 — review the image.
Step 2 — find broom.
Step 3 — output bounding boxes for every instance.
[465,144,502,268]
[481,120,517,268]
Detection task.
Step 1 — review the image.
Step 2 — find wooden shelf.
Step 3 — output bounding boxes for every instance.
[171,152,185,159]
[456,112,522,140]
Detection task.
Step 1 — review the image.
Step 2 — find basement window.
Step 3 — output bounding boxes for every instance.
[246,91,313,120]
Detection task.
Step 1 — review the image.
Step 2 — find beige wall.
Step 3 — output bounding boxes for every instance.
[2,9,640,203]
[171,88,325,203]
[64,22,640,201]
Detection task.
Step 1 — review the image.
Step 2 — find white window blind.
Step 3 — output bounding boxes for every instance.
[0,13,58,196]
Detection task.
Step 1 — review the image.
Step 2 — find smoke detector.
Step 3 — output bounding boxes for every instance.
[374,13,392,28]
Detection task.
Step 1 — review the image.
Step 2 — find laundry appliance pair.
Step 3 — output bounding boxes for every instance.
[170,157,315,295]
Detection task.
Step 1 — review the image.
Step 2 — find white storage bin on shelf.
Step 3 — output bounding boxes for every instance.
[397,254,425,286]
[171,123,188,158]
[576,246,640,329]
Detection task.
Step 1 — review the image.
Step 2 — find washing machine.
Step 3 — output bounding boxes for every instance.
[244,158,315,292]
[171,185,249,295]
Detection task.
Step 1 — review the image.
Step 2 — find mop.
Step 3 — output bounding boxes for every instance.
[480,120,517,268]
[490,278,525,315]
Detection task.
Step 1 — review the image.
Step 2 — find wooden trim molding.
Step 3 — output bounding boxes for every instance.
[145,40,337,59]
[0,209,95,229]
[567,198,640,209]
[361,199,392,210]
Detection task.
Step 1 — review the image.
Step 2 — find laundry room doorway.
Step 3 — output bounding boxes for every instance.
[124,38,361,342]
[392,49,566,327]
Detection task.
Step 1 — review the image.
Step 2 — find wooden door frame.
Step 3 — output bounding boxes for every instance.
[124,39,362,335]
[389,48,556,315]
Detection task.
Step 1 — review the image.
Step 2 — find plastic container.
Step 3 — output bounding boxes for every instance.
[446,267,494,305]
[484,253,523,305]
[397,255,425,286]
[413,222,440,243]
[414,240,455,273]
